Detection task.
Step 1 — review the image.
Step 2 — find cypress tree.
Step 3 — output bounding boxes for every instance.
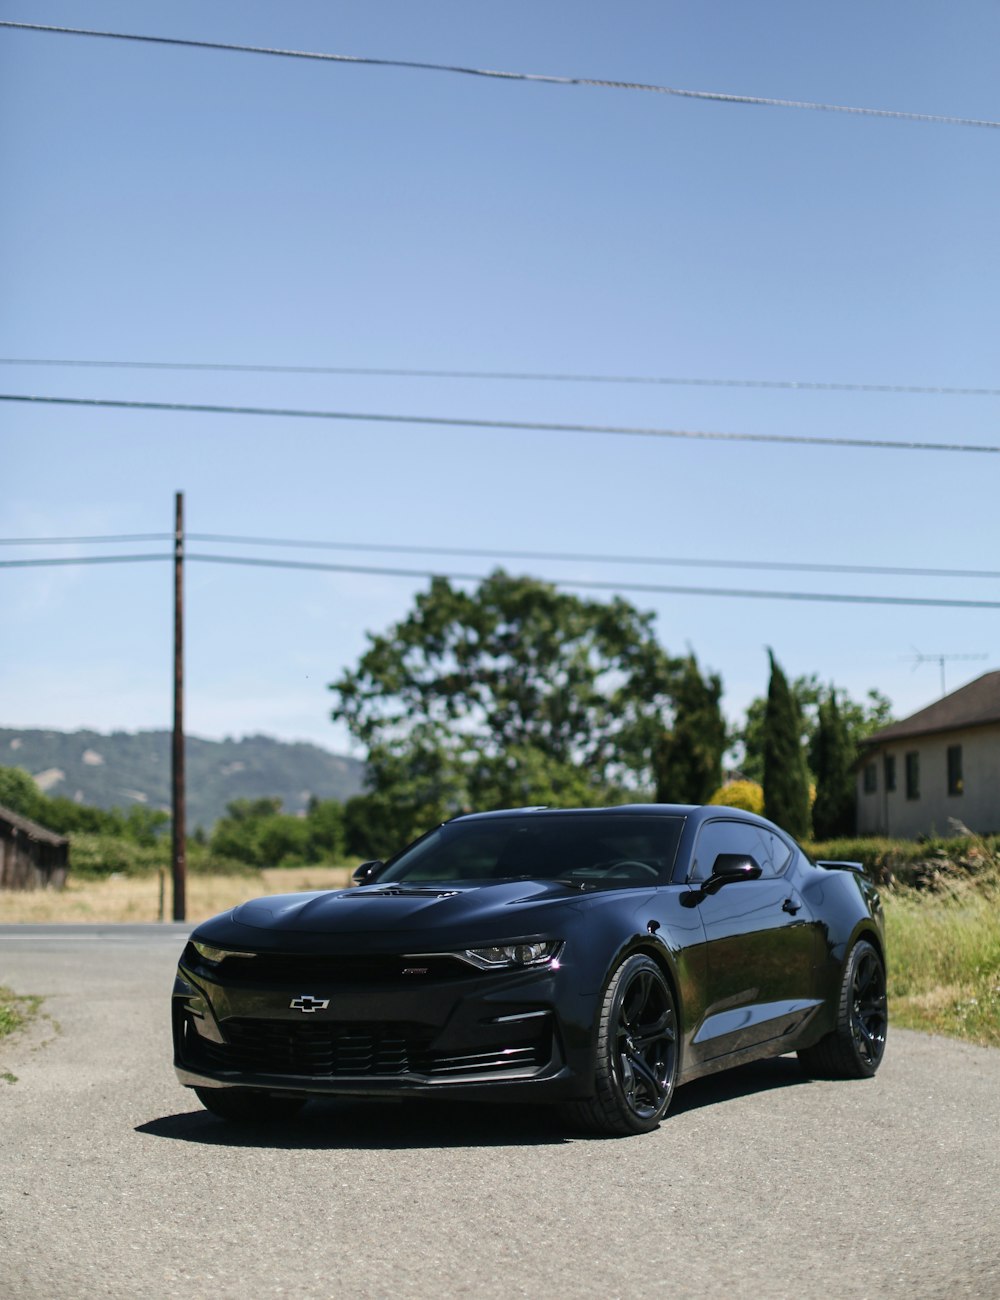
[762,649,811,839]
[654,654,727,804]
[811,688,856,839]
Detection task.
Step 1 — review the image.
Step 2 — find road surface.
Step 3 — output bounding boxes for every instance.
[1,924,998,1298]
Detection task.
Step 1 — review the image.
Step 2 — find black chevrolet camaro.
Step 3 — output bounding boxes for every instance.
[173,804,888,1136]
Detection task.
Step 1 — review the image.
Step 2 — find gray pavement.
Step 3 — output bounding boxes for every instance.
[1,925,998,1299]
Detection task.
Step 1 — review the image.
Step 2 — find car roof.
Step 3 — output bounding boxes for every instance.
[449,804,792,837]
[453,803,709,821]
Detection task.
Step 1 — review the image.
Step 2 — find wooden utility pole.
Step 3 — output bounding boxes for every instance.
[171,491,186,921]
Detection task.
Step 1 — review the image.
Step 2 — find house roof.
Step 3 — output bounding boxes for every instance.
[863,670,1000,747]
[0,803,69,846]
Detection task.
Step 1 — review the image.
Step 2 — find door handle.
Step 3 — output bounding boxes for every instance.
[782,897,801,915]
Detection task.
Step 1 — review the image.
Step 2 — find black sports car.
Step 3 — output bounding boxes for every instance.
[173,804,887,1135]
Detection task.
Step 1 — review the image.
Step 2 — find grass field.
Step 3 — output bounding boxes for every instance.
[0,866,353,925]
[1,864,998,1049]
[885,871,1000,1048]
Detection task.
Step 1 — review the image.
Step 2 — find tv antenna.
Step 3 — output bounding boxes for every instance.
[903,649,988,697]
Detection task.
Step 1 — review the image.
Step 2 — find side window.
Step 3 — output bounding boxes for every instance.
[884,754,896,793]
[690,820,777,882]
[863,763,877,794]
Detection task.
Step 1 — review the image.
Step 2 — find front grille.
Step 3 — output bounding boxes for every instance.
[190,1016,550,1080]
[191,950,476,986]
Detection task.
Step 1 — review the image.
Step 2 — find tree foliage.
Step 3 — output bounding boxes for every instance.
[762,650,812,839]
[708,780,765,815]
[0,765,168,844]
[653,653,727,804]
[330,572,683,853]
[810,688,856,839]
[209,797,345,868]
[735,675,892,786]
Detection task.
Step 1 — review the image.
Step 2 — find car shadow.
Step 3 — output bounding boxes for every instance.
[136,1057,811,1150]
[670,1054,808,1115]
[135,1097,571,1149]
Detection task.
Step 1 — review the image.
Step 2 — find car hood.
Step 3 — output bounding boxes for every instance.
[192,879,638,952]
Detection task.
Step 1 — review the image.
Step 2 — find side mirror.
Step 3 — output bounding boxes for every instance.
[352,860,385,886]
[702,853,762,895]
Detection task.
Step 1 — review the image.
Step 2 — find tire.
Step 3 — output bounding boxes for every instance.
[798,938,887,1080]
[563,954,679,1136]
[194,1086,306,1123]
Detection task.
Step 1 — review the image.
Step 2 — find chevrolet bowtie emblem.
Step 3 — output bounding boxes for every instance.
[289,995,330,1013]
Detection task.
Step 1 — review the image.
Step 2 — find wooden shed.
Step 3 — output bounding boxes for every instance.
[0,804,69,889]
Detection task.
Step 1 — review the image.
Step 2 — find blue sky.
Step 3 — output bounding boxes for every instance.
[2,1,999,761]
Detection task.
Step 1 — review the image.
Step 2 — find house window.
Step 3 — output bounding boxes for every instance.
[863,763,877,794]
[884,754,896,792]
[905,752,920,801]
[947,745,963,796]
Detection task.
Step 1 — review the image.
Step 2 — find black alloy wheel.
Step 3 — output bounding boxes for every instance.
[799,938,888,1080]
[194,1086,306,1123]
[564,954,678,1136]
[849,943,889,1070]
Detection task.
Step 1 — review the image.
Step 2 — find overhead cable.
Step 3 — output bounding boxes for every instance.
[3,357,999,398]
[0,533,173,546]
[2,21,998,130]
[4,530,1000,583]
[4,549,1000,610]
[0,553,170,568]
[1,393,996,454]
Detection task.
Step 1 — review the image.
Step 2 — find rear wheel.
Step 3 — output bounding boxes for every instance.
[194,1087,306,1122]
[798,938,887,1079]
[563,954,678,1136]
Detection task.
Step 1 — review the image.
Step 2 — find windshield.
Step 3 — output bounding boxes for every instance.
[379,813,685,888]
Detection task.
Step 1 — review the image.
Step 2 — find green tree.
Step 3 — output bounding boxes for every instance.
[330,571,682,853]
[810,688,856,838]
[0,766,48,822]
[762,650,812,839]
[653,653,727,804]
[306,798,346,862]
[736,678,892,785]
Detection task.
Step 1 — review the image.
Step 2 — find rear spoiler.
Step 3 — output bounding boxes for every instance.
[815,859,866,877]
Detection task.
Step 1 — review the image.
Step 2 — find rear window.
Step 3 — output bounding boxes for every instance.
[380,814,685,888]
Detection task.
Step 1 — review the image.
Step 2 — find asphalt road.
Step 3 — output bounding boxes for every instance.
[1,924,998,1300]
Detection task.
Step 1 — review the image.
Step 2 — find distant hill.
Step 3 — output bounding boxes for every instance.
[0,728,366,831]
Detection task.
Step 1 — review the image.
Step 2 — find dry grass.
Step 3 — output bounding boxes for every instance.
[884,864,1000,1048]
[0,866,353,925]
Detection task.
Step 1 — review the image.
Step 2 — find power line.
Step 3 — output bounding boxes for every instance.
[184,534,1000,583]
[2,393,996,454]
[0,553,170,568]
[4,548,1000,610]
[0,533,172,546]
[3,20,998,130]
[3,528,1000,583]
[3,357,999,399]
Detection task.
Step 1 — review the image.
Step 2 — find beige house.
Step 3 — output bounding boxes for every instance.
[856,671,1000,837]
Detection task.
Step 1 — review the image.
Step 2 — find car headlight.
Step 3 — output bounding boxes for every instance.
[191,940,255,966]
[461,941,562,969]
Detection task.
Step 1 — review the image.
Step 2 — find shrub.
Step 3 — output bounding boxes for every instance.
[708,780,765,814]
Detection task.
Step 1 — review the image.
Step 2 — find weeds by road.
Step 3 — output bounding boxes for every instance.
[0,865,353,924]
[885,869,1000,1048]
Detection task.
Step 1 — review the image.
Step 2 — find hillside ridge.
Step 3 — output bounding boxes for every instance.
[0,727,366,831]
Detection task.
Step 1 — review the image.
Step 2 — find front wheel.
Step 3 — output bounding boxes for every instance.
[194,1086,306,1123]
[798,938,887,1080]
[563,954,678,1136]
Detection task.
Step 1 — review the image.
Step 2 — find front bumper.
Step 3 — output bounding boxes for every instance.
[172,946,590,1103]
